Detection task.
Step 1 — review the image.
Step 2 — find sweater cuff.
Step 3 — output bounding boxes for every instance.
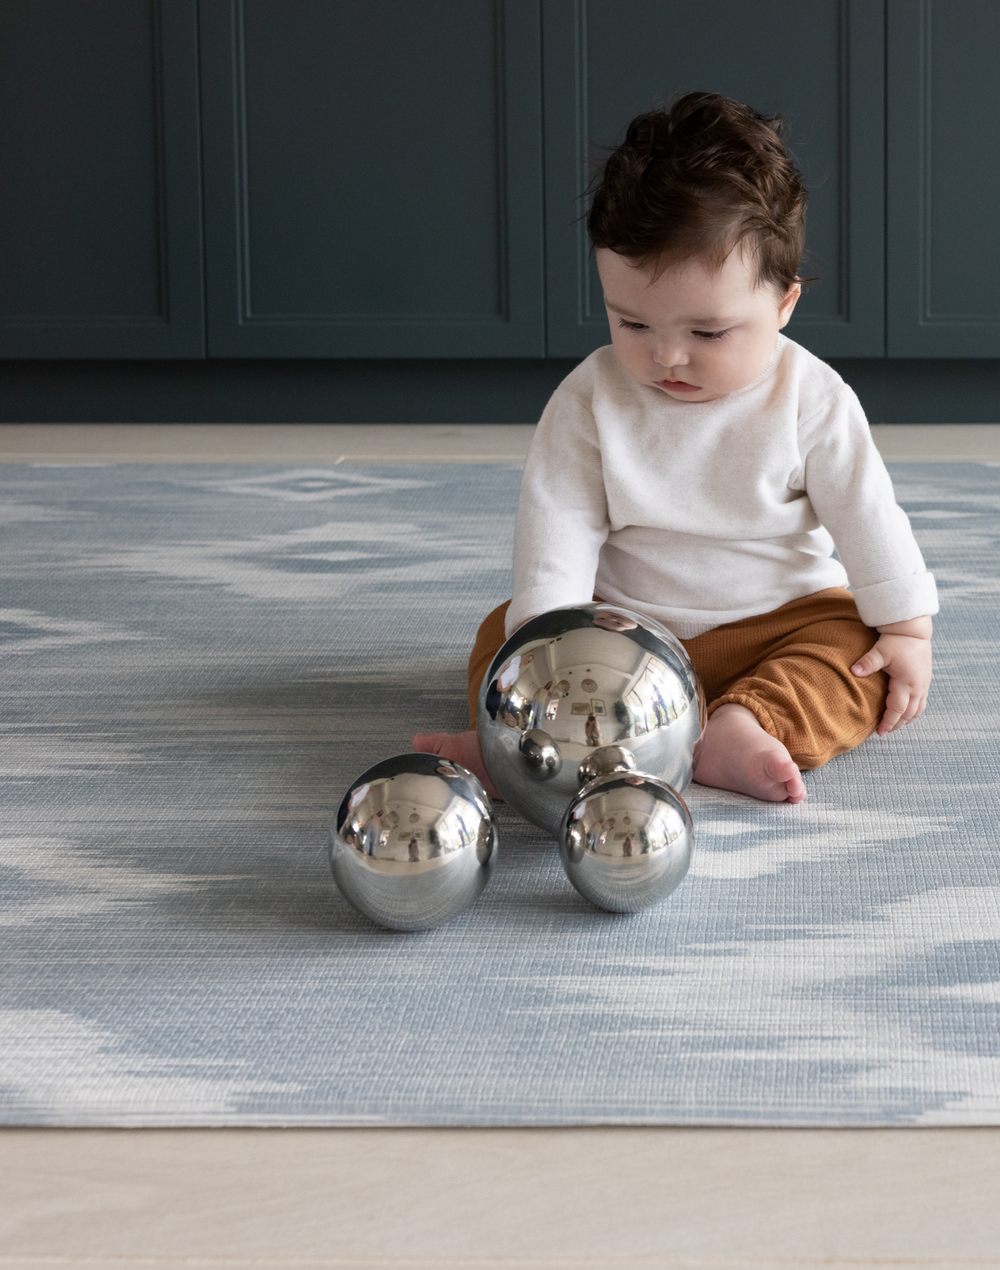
[852,572,939,628]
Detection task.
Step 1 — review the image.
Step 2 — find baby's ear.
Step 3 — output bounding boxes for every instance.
[778,282,802,327]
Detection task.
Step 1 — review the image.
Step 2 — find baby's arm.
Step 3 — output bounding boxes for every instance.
[507,375,610,635]
[799,384,938,740]
[851,615,932,736]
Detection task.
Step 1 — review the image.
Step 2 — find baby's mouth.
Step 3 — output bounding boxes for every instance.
[656,378,702,393]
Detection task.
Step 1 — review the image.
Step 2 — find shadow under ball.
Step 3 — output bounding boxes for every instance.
[559,772,694,913]
[330,753,497,931]
[476,602,705,835]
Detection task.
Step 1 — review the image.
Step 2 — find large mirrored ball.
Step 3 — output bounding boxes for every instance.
[559,772,693,913]
[330,754,497,931]
[476,603,705,834]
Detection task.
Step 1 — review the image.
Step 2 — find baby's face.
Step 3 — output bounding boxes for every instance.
[596,246,800,402]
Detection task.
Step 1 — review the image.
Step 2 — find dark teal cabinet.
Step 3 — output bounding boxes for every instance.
[887,0,1000,356]
[0,0,205,357]
[198,0,545,357]
[1,1,998,361]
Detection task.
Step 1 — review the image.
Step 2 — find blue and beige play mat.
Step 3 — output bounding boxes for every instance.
[0,460,997,1125]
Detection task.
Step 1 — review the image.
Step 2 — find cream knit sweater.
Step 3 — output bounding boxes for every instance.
[507,335,938,640]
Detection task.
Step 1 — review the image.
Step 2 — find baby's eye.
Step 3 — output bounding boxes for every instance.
[617,318,648,331]
[693,328,730,341]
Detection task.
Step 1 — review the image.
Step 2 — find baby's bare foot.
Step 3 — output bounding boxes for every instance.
[693,704,806,804]
[412,730,500,800]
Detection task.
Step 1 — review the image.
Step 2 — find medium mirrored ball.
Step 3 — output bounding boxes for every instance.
[477,602,705,834]
[559,772,694,912]
[330,753,497,931]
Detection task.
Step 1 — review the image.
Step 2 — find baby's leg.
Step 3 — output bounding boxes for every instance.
[412,600,511,798]
[416,589,885,806]
[686,589,887,803]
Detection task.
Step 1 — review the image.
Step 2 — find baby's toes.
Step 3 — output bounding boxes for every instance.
[763,750,797,783]
[763,752,806,802]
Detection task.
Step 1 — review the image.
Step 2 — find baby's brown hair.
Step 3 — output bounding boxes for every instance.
[587,92,808,295]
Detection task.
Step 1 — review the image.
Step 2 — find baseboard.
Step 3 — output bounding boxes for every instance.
[0,357,996,424]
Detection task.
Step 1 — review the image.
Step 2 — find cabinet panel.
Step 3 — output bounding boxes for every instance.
[0,0,205,358]
[200,0,545,357]
[887,0,1000,356]
[543,0,885,360]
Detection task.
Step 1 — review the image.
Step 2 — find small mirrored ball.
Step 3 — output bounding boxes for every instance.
[330,753,497,931]
[559,772,693,913]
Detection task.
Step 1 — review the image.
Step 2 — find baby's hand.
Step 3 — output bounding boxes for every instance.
[851,616,933,736]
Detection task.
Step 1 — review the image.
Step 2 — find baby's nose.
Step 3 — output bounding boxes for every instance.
[653,344,689,368]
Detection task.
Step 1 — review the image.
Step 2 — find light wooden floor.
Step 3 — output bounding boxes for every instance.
[2,422,998,1270]
[1,421,1000,464]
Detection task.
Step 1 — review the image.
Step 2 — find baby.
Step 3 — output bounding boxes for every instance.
[415,92,935,805]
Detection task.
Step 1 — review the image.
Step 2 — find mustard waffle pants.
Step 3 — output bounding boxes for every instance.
[466,587,888,770]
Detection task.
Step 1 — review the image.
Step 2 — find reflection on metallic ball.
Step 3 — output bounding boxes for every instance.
[559,772,693,912]
[519,728,562,781]
[330,753,497,931]
[576,744,637,786]
[476,602,705,834]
